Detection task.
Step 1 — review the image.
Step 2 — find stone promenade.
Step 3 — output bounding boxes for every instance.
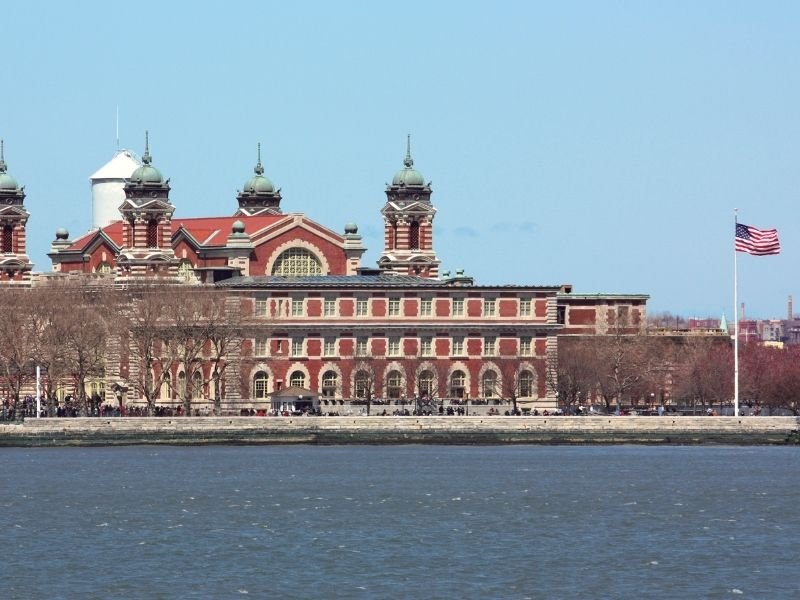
[1,416,798,446]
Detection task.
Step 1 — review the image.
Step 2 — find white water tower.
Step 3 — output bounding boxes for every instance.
[89,149,141,229]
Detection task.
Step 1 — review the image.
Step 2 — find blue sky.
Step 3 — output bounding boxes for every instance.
[3,1,799,319]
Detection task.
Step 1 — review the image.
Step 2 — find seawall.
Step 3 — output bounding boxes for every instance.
[1,416,799,447]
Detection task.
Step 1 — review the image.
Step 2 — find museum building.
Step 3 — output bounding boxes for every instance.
[1,136,647,412]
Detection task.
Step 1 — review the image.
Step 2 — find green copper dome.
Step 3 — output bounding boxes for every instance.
[243,143,276,193]
[0,140,19,190]
[0,172,18,190]
[129,131,164,184]
[391,135,425,187]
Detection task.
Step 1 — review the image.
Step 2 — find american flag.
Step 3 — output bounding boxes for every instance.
[735,223,780,256]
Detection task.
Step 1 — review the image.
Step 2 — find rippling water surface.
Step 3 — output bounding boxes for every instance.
[0,445,798,599]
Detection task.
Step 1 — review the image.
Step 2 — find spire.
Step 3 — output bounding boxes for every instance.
[254,142,264,175]
[142,130,152,165]
[404,134,413,168]
[0,139,6,173]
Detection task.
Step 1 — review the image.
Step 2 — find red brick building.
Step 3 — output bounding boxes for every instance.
[6,135,648,412]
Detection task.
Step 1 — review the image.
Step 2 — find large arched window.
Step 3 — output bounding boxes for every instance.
[147,220,159,247]
[386,370,403,399]
[290,370,306,388]
[409,221,420,250]
[418,370,434,399]
[482,371,498,398]
[253,371,269,399]
[354,370,370,399]
[450,370,466,398]
[321,370,337,398]
[96,261,112,274]
[271,247,322,276]
[520,370,534,398]
[192,372,203,400]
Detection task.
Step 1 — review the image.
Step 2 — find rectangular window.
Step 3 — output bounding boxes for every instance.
[255,338,269,356]
[452,336,464,356]
[324,337,336,357]
[356,336,368,356]
[420,336,433,356]
[255,299,268,317]
[388,337,401,356]
[356,298,369,317]
[324,298,336,317]
[520,336,532,356]
[484,298,496,317]
[519,298,532,317]
[420,298,433,317]
[291,298,304,317]
[452,298,464,316]
[484,336,496,356]
[388,297,401,317]
[291,337,304,357]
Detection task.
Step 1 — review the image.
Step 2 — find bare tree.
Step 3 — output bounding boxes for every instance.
[123,283,175,416]
[205,291,245,415]
[162,286,223,416]
[0,288,37,419]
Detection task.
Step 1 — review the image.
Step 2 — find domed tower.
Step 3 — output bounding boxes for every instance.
[117,132,179,280]
[378,135,440,278]
[90,149,141,229]
[0,141,33,285]
[235,143,282,216]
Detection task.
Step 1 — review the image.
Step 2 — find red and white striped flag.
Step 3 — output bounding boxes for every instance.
[735,223,780,256]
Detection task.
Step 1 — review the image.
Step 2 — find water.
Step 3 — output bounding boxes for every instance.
[0,445,798,599]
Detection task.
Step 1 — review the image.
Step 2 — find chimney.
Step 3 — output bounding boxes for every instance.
[741,302,746,322]
[789,295,794,321]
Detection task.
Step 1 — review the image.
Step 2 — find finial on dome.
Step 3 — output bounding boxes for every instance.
[254,142,264,176]
[142,130,152,165]
[0,139,6,173]
[404,134,413,168]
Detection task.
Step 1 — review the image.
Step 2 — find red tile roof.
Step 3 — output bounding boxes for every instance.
[65,215,287,252]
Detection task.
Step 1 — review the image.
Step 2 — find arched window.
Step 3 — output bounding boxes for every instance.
[354,370,370,399]
[482,371,498,398]
[386,370,403,399]
[389,221,397,250]
[321,370,337,398]
[418,370,434,399]
[253,371,269,399]
[192,372,203,400]
[96,261,112,274]
[177,372,187,399]
[178,260,194,282]
[271,247,322,276]
[290,370,306,388]
[520,370,534,398]
[409,221,420,250]
[160,372,171,400]
[2,225,13,253]
[449,370,466,398]
[147,220,159,247]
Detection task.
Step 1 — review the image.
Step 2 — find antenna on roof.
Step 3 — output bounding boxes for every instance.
[115,105,120,150]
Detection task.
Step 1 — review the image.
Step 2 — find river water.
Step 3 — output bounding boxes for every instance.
[0,445,797,599]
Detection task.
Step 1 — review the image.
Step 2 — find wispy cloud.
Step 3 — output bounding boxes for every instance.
[453,226,479,237]
[490,221,537,234]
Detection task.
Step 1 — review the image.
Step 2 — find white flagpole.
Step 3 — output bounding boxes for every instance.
[733,209,740,417]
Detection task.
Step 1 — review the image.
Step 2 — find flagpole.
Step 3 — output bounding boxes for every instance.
[733,209,739,417]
